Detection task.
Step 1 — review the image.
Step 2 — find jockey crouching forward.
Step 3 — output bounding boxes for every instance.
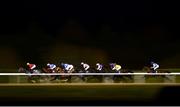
[27,62,36,73]
[96,63,103,73]
[150,62,159,73]
[26,63,40,81]
[61,63,74,73]
[110,63,121,73]
[47,63,56,73]
[81,62,90,73]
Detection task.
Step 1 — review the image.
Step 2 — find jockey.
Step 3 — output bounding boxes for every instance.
[27,62,36,73]
[110,63,121,73]
[27,62,36,70]
[61,63,74,72]
[47,63,56,72]
[150,62,159,73]
[96,63,103,71]
[81,62,90,71]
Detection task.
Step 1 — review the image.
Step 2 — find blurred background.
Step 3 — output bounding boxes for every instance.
[0,0,180,69]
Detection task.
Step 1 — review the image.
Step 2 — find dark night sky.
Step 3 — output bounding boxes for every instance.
[0,0,180,68]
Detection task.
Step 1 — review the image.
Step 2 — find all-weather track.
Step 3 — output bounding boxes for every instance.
[0,83,180,86]
[0,72,179,75]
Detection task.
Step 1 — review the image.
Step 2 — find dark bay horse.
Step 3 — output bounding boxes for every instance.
[42,66,74,82]
[18,67,41,83]
[142,66,171,82]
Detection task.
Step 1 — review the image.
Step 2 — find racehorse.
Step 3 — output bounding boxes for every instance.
[142,66,171,82]
[42,66,67,81]
[91,67,106,82]
[61,67,76,82]
[112,69,134,83]
[73,66,91,82]
[18,67,41,83]
[54,66,70,81]
[74,66,102,82]
[100,65,134,83]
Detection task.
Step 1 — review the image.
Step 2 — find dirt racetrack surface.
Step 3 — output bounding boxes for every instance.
[0,83,180,106]
[0,83,180,86]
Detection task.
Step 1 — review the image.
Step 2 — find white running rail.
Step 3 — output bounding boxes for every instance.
[0,73,180,75]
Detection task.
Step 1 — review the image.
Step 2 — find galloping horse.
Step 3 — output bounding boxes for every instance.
[42,66,74,82]
[142,66,171,82]
[142,66,171,74]
[112,69,134,83]
[53,67,68,81]
[18,67,41,83]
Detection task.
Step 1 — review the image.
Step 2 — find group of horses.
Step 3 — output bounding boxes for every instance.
[18,66,171,83]
[18,66,70,83]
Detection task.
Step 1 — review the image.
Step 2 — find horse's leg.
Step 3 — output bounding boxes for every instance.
[60,73,66,80]
[27,76,31,83]
[42,68,50,80]
[67,75,71,82]
[27,76,36,83]
[79,71,85,81]
[127,70,134,81]
[53,75,59,80]
[78,70,85,81]
[50,76,57,81]
[50,70,57,81]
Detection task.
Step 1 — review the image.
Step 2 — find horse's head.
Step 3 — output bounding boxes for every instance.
[18,67,25,73]
[42,67,49,73]
[142,66,150,72]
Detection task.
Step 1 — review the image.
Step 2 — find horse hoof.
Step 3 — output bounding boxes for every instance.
[60,79,68,82]
[31,80,36,83]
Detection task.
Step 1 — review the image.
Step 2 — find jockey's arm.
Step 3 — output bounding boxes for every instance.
[69,65,74,70]
[154,64,159,69]
[112,66,116,70]
[85,65,89,70]
[97,65,100,70]
[150,64,155,69]
[52,65,56,69]
[116,65,121,70]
